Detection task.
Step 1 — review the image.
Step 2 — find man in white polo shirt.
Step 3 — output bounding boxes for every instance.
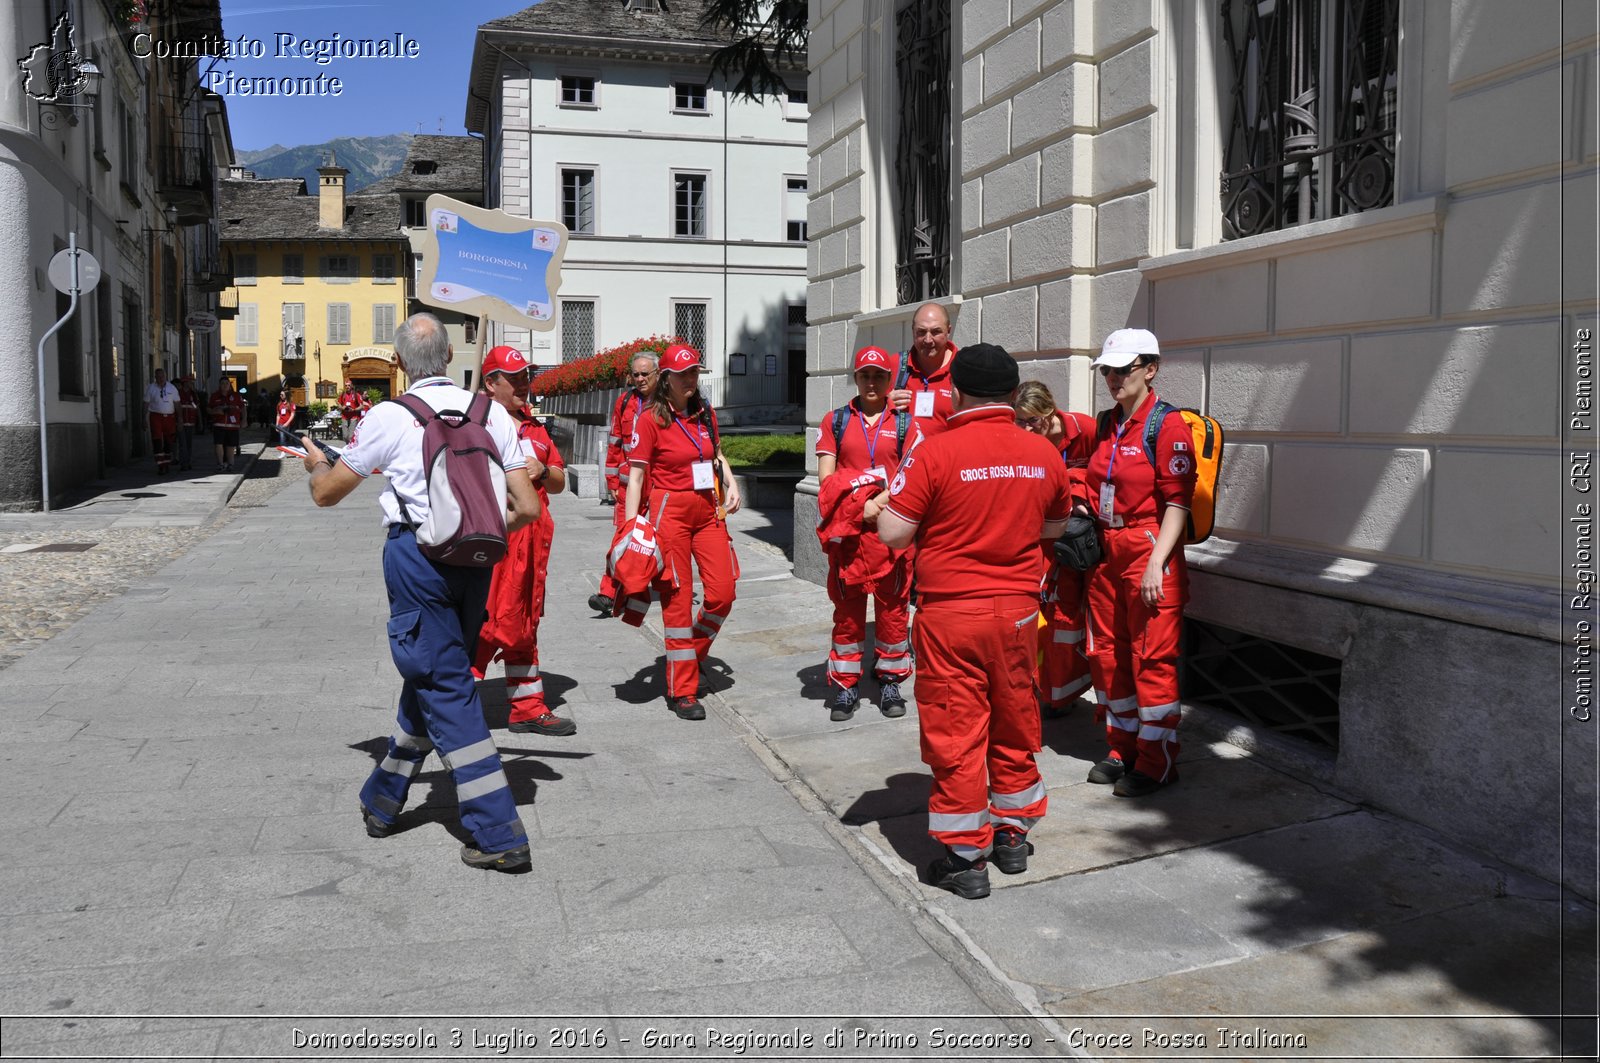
[144,367,179,475]
[299,312,542,873]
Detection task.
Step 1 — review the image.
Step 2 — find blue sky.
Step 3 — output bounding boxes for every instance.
[217,1,533,151]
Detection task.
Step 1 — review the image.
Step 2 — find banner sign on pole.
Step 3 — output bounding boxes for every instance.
[414,195,568,332]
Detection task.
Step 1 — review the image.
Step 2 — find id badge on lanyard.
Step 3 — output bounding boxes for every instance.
[691,460,716,491]
[913,391,935,419]
[1101,416,1133,520]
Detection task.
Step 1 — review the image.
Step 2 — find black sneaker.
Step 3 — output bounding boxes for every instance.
[507,711,577,737]
[878,682,907,718]
[925,851,990,899]
[600,494,616,505]
[1086,756,1127,785]
[829,687,859,721]
[669,695,706,721]
[359,804,393,838]
[587,593,614,614]
[1113,768,1174,797]
[460,842,531,872]
[991,829,1034,875]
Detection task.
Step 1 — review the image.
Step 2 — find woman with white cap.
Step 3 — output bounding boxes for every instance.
[624,343,742,720]
[1080,329,1196,797]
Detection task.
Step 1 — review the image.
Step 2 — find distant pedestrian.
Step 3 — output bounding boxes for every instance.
[299,312,542,872]
[338,382,362,440]
[144,367,179,475]
[624,343,741,721]
[472,345,576,737]
[175,375,200,471]
[208,377,245,472]
[275,390,297,435]
[877,343,1073,900]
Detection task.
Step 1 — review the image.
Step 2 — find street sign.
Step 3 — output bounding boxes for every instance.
[47,247,100,295]
[185,311,219,332]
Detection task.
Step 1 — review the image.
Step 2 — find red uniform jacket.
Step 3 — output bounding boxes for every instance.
[817,471,898,592]
[607,515,666,627]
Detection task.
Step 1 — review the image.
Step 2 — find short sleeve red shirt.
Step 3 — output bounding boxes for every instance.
[885,404,1073,598]
[903,346,957,442]
[516,413,565,505]
[1084,391,1197,526]
[630,406,718,495]
[816,400,906,483]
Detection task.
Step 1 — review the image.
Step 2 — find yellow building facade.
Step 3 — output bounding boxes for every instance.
[218,163,411,410]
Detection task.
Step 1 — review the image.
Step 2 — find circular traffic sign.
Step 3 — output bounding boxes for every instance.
[47,247,101,295]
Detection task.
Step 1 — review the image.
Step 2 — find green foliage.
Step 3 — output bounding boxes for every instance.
[702,0,808,101]
[308,401,330,419]
[719,433,804,468]
[363,388,381,405]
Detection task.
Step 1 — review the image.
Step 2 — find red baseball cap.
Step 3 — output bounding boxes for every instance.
[659,343,708,375]
[481,345,531,376]
[853,346,895,374]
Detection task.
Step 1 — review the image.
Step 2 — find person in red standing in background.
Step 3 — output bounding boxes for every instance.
[815,345,913,721]
[624,343,742,721]
[358,387,373,420]
[877,343,1073,900]
[1013,380,1099,718]
[886,302,959,446]
[176,374,201,471]
[209,376,246,472]
[275,389,297,433]
[338,382,362,441]
[471,346,576,737]
[590,353,659,614]
[1079,329,1196,798]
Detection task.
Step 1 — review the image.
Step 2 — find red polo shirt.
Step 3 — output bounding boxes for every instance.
[630,407,718,494]
[816,400,906,484]
[1084,391,1196,526]
[902,346,957,441]
[885,403,1072,598]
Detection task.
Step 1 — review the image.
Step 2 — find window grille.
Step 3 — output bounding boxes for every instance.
[327,303,351,344]
[786,305,807,326]
[674,82,708,111]
[562,169,596,234]
[561,75,596,106]
[674,173,707,237]
[1182,618,1343,750]
[893,0,952,304]
[1220,0,1399,239]
[674,302,708,353]
[561,300,596,363]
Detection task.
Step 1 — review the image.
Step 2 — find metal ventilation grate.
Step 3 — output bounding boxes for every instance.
[1181,617,1342,750]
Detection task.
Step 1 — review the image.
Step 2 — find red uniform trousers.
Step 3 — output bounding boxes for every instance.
[913,594,1049,861]
[148,412,177,470]
[826,555,912,689]
[473,514,554,725]
[1040,564,1093,709]
[653,491,738,698]
[1085,523,1186,782]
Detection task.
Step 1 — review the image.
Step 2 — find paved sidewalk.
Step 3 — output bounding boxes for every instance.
[0,457,1592,1061]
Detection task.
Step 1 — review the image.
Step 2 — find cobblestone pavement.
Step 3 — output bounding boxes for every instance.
[0,445,304,671]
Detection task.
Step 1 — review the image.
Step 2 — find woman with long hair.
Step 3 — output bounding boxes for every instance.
[1013,380,1098,719]
[624,343,742,720]
[1079,330,1196,797]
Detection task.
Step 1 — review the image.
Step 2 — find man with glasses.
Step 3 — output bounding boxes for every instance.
[473,345,577,737]
[591,353,659,614]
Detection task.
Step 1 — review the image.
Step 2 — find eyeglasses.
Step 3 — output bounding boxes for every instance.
[630,370,653,378]
[1098,360,1147,378]
[1015,415,1046,431]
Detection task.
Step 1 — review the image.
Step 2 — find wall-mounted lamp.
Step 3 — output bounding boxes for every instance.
[37,60,102,129]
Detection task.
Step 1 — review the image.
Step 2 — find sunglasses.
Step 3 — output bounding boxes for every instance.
[630,370,653,378]
[492,370,532,384]
[1099,360,1148,378]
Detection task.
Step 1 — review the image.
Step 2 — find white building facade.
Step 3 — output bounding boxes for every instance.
[465,0,810,414]
[802,0,1597,896]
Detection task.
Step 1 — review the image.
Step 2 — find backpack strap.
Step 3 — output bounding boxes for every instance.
[1142,399,1177,467]
[467,391,493,426]
[895,409,910,452]
[894,351,912,391]
[388,393,435,424]
[831,405,850,450]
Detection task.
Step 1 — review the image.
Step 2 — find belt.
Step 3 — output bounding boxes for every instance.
[386,523,419,539]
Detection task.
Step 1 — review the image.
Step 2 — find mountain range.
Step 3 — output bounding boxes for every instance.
[235,135,413,192]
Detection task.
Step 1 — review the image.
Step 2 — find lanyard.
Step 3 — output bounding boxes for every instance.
[673,415,705,461]
[1105,412,1136,484]
[855,407,887,466]
[632,394,644,422]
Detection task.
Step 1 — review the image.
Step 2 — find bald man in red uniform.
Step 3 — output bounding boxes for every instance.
[888,302,958,444]
[878,343,1073,900]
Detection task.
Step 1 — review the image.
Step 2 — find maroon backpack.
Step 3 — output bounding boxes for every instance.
[389,393,509,568]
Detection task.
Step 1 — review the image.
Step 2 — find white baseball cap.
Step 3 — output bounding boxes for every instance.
[1092,328,1161,369]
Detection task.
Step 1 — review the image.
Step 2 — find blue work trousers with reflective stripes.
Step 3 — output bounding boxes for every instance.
[360,526,528,854]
